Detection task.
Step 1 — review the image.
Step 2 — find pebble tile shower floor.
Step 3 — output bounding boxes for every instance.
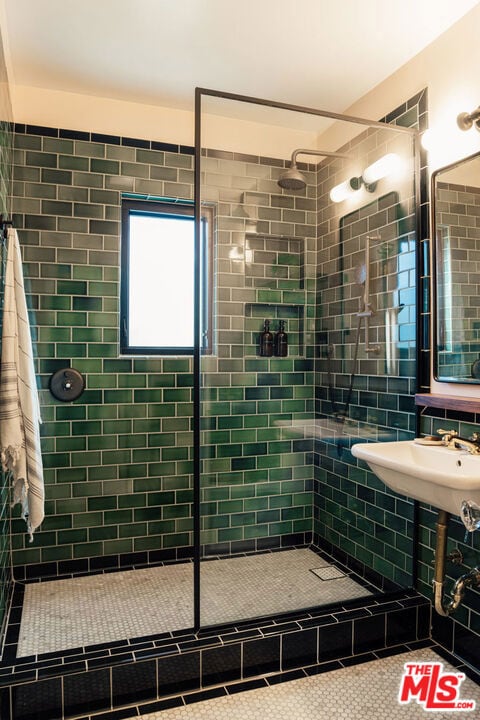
[123,648,480,720]
[17,548,372,656]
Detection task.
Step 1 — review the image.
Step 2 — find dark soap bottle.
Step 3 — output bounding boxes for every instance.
[274,320,288,357]
[259,319,273,357]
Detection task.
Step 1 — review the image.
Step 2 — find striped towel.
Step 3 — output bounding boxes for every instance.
[0,227,44,541]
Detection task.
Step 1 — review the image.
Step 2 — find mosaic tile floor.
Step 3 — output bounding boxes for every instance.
[17,548,371,656]
[133,648,480,720]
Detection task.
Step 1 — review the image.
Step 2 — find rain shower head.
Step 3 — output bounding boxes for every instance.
[277,164,307,191]
[277,147,350,191]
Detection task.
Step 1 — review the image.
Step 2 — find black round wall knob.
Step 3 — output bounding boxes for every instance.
[49,367,85,401]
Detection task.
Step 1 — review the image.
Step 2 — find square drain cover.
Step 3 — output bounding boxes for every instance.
[310,566,346,581]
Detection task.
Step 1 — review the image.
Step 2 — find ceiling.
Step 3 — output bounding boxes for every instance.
[1,0,479,114]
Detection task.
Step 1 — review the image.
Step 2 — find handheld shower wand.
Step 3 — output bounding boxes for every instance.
[356,234,381,354]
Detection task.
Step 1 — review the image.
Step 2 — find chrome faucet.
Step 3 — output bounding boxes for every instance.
[437,429,480,455]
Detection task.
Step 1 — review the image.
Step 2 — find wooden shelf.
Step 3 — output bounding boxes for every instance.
[415,393,480,414]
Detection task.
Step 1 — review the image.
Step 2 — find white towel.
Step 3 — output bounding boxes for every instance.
[0,227,44,541]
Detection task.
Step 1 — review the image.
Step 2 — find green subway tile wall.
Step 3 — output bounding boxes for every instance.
[313,94,427,588]
[0,30,14,644]
[12,132,196,571]
[11,131,318,572]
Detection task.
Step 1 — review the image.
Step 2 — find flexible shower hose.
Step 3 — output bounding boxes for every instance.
[327,314,362,423]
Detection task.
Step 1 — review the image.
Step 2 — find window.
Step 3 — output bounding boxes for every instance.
[121,199,213,354]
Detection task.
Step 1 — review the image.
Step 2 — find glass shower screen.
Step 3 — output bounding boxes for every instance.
[195,89,418,629]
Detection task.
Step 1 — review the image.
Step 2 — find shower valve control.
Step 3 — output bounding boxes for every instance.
[49,367,85,402]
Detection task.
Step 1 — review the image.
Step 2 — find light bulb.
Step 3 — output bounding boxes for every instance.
[362,153,400,184]
[420,129,434,151]
[329,181,352,203]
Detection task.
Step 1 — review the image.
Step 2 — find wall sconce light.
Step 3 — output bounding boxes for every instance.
[329,176,375,203]
[329,153,400,203]
[362,153,400,184]
[457,106,480,132]
[330,178,361,203]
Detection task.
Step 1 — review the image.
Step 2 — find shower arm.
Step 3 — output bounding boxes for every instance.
[290,148,350,165]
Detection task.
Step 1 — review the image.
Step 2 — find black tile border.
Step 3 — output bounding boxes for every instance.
[124,642,480,719]
[13,640,464,720]
[2,585,427,675]
[59,128,90,141]
[433,644,480,687]
[12,546,195,583]
[0,589,432,719]
[14,123,194,156]
[12,531,480,720]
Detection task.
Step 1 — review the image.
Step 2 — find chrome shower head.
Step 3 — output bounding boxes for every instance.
[277,147,351,191]
[277,164,307,191]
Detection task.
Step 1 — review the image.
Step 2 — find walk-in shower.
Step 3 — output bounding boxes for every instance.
[1,90,420,692]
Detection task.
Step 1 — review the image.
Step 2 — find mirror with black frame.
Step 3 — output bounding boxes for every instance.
[433,151,480,383]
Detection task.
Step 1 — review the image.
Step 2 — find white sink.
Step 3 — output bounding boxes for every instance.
[351,440,480,516]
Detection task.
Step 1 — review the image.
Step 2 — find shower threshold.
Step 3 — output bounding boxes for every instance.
[16,547,374,657]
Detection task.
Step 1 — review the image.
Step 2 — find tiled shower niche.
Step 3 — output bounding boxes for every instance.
[245,303,304,357]
[243,232,306,357]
